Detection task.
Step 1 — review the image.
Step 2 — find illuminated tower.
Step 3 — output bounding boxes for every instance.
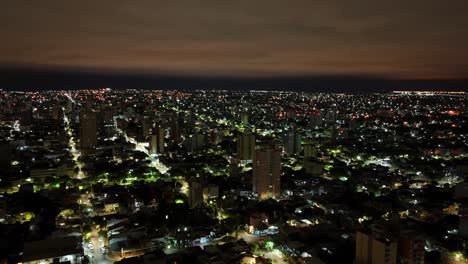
[356,230,397,264]
[149,126,165,155]
[184,133,206,153]
[398,231,425,264]
[455,182,468,239]
[303,143,318,159]
[356,231,372,264]
[325,107,337,124]
[21,106,34,126]
[282,130,301,155]
[142,117,153,137]
[237,131,255,165]
[309,113,323,128]
[253,144,282,199]
[80,110,97,156]
[371,236,397,264]
[241,112,249,125]
[189,181,203,208]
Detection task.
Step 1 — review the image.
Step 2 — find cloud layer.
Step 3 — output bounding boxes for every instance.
[1,0,467,78]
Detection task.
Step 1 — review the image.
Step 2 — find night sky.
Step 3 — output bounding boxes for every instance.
[1,1,468,89]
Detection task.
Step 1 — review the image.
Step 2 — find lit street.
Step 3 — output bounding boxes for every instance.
[88,227,113,264]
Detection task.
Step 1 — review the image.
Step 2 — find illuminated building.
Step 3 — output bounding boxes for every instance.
[0,143,14,168]
[309,113,323,128]
[458,204,468,239]
[356,230,397,264]
[149,126,165,155]
[21,236,83,264]
[142,117,153,137]
[325,108,337,124]
[253,143,281,199]
[189,181,203,208]
[371,237,397,264]
[356,231,372,264]
[398,231,425,264]
[184,133,206,153]
[51,106,62,120]
[79,110,97,156]
[237,131,255,164]
[20,106,34,126]
[202,184,219,200]
[241,112,249,124]
[303,143,318,159]
[282,130,301,156]
[455,182,468,239]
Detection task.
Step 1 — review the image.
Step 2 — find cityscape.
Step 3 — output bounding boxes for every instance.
[0,89,467,263]
[1,1,468,264]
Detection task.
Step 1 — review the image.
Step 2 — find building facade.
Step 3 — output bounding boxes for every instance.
[79,110,97,156]
[237,131,255,164]
[253,144,281,199]
[356,230,397,264]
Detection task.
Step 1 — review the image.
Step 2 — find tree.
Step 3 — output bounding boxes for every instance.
[44,176,55,185]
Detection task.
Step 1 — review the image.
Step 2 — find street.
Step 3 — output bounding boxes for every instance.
[86,227,114,264]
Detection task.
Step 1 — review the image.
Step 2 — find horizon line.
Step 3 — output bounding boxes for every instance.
[1,64,467,82]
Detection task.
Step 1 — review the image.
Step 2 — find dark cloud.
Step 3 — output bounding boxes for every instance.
[1,0,467,78]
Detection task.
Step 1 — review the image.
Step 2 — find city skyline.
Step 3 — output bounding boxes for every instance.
[1,1,468,263]
[0,89,467,263]
[1,66,468,92]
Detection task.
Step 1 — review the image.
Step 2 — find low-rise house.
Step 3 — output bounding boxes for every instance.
[21,236,83,264]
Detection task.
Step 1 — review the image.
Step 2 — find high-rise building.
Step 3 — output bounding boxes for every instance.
[303,143,318,159]
[455,181,468,199]
[101,109,115,125]
[309,113,323,128]
[330,126,338,142]
[282,131,301,156]
[149,126,165,155]
[253,144,281,199]
[51,106,62,120]
[356,231,372,264]
[142,117,153,138]
[79,110,97,156]
[189,181,203,208]
[325,108,337,124]
[237,131,255,164]
[169,115,183,142]
[20,107,34,126]
[371,237,397,264]
[0,143,14,168]
[356,230,397,264]
[459,206,468,239]
[229,157,239,177]
[65,98,73,113]
[303,140,322,176]
[455,182,468,239]
[398,231,425,264]
[202,184,219,200]
[184,133,206,153]
[348,119,359,131]
[209,129,223,145]
[241,112,249,125]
